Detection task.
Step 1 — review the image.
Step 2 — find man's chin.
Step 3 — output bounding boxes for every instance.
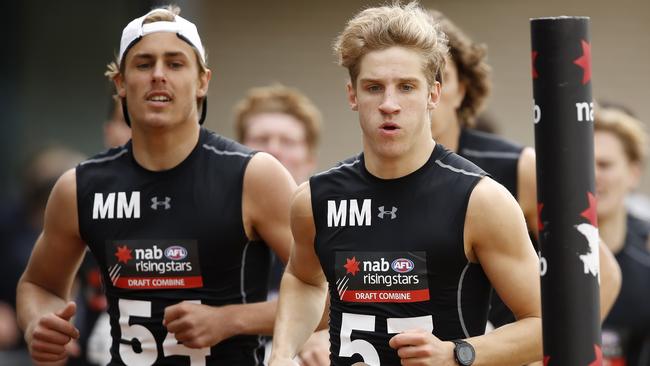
[374,145,408,160]
[137,115,176,128]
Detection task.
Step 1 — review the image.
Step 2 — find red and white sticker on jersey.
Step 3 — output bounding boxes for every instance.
[107,239,203,290]
[335,251,429,303]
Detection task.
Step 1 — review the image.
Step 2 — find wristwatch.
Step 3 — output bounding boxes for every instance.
[452,339,475,365]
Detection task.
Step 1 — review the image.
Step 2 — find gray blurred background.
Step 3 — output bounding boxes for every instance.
[2,0,648,198]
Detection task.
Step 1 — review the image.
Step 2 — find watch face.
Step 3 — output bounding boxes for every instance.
[458,346,473,362]
[456,343,475,365]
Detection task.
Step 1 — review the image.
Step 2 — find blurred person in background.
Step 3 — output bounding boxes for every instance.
[596,101,650,222]
[472,112,499,134]
[427,9,621,331]
[0,145,85,365]
[234,84,320,186]
[233,84,321,299]
[594,107,650,366]
[234,84,328,366]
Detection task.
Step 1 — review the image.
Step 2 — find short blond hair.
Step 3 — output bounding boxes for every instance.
[594,107,648,164]
[234,84,322,154]
[429,9,491,128]
[333,2,448,88]
[104,5,208,80]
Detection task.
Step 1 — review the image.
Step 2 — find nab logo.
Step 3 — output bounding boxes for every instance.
[93,192,140,219]
[391,258,414,273]
[164,246,188,261]
[575,101,594,122]
[378,206,397,219]
[327,199,371,227]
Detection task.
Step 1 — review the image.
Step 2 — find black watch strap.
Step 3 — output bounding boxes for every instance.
[452,339,476,366]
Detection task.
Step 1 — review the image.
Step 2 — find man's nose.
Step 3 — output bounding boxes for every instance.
[378,90,401,114]
[151,62,167,83]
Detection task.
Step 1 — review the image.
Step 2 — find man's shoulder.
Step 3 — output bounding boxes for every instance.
[459,128,524,158]
[307,154,364,198]
[47,168,79,211]
[313,153,363,179]
[77,145,130,170]
[627,214,650,243]
[200,128,255,159]
[434,144,487,178]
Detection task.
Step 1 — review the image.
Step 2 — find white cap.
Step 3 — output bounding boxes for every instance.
[118,9,205,64]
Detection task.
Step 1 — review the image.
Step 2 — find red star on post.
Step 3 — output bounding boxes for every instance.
[573,40,592,85]
[588,344,602,366]
[537,202,544,231]
[532,51,539,79]
[580,192,598,227]
[115,245,133,264]
[344,257,360,276]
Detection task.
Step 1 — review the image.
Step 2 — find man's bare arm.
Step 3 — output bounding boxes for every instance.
[388,177,541,365]
[465,177,543,365]
[270,182,329,365]
[16,169,87,362]
[244,152,296,264]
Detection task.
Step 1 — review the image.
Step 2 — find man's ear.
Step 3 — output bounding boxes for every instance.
[347,82,358,111]
[197,69,212,98]
[428,81,442,110]
[114,73,126,98]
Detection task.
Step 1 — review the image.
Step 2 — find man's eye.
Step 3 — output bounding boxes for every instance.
[367,85,383,92]
[136,63,151,70]
[401,84,414,91]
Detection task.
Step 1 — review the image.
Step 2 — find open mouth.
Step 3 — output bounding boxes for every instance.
[380,123,400,131]
[146,91,173,104]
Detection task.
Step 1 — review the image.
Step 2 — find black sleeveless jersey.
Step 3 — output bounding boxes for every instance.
[76,128,270,365]
[602,215,650,366]
[457,128,526,328]
[310,143,491,365]
[458,128,523,199]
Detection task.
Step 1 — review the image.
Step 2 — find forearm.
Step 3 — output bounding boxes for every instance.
[315,294,330,331]
[271,271,328,361]
[0,301,19,348]
[16,279,68,333]
[468,316,542,366]
[219,299,278,337]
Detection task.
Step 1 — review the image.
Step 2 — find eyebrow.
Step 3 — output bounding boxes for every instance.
[358,77,421,84]
[397,78,420,84]
[131,51,190,60]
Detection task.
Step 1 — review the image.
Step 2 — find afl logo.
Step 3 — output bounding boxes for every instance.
[164,246,188,261]
[391,258,414,273]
